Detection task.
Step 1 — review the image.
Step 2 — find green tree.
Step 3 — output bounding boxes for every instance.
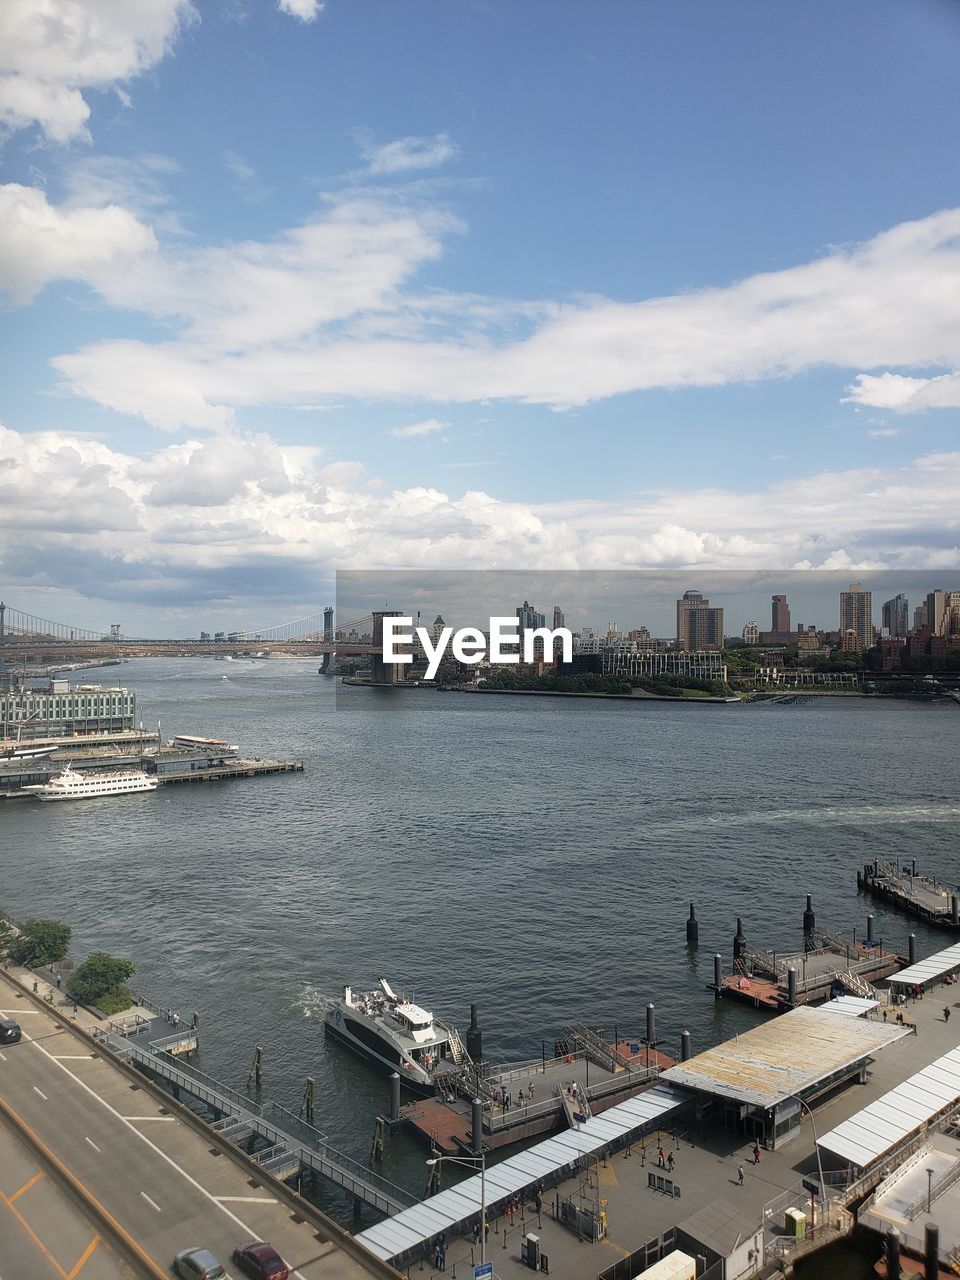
[0,912,16,962]
[70,951,135,1010]
[8,918,71,968]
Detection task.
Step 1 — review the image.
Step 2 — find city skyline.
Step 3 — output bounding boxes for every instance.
[1,2,959,632]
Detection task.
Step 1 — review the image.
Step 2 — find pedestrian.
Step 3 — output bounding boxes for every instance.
[534,1191,542,1215]
[56,973,62,989]
[172,1011,180,1029]
[438,1247,445,1272]
[753,1144,761,1165]
[658,1146,666,1168]
[72,1002,79,1017]
[472,1222,480,1247]
[882,1008,888,1022]
[518,1088,525,1106]
[434,1243,442,1271]
[529,1083,535,1099]
[667,1152,675,1172]
[32,979,38,993]
[946,1007,951,1023]
[738,1165,744,1186]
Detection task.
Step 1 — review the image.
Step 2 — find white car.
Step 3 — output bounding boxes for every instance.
[173,1248,226,1280]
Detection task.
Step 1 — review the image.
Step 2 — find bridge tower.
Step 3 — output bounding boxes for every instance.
[320,605,335,674]
[370,611,406,684]
[0,601,4,642]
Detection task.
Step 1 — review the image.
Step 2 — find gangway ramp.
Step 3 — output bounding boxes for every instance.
[95,1026,415,1216]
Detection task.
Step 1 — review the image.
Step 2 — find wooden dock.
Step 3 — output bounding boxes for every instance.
[860,859,960,930]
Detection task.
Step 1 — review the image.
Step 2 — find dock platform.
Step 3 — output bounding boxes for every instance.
[719,932,902,1010]
[403,1043,677,1154]
[154,756,303,784]
[860,859,960,930]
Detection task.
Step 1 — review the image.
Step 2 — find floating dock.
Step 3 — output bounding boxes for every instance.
[402,1041,677,1155]
[714,908,903,1010]
[153,755,303,785]
[860,859,960,931]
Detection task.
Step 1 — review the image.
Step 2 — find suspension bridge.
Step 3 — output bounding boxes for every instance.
[0,600,391,660]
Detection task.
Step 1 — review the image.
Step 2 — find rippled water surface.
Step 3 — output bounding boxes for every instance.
[2,658,958,1211]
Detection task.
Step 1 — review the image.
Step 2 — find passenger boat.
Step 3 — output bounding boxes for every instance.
[25,763,158,801]
[169,734,239,755]
[324,979,466,1094]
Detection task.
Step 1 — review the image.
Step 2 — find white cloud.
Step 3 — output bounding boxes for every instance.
[363,132,458,175]
[277,0,324,20]
[0,0,195,144]
[1,422,958,622]
[5,184,960,431]
[0,183,157,304]
[867,426,901,438]
[845,370,960,412]
[391,418,447,439]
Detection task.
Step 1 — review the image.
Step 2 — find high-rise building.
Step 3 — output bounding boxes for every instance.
[771,595,791,636]
[552,605,565,630]
[839,582,873,652]
[431,614,446,646]
[881,594,909,638]
[913,604,927,632]
[676,590,724,652]
[742,620,759,645]
[516,600,546,633]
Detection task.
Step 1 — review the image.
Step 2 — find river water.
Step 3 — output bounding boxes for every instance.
[1,657,958,1220]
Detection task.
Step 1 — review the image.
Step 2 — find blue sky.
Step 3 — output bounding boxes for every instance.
[0,0,958,634]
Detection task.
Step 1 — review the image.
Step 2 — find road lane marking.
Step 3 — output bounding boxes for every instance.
[84,1137,101,1153]
[52,1054,95,1060]
[10,1170,45,1201]
[21,1028,268,1237]
[124,1115,175,1121]
[0,1050,6,1061]
[139,1192,162,1213]
[33,1087,48,1101]
[1,1182,67,1278]
[65,1234,100,1280]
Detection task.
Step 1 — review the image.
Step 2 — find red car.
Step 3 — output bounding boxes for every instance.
[231,1241,289,1280]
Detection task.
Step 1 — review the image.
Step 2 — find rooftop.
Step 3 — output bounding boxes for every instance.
[662,1005,909,1108]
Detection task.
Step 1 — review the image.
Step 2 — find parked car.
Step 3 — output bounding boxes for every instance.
[0,1019,22,1045]
[172,1248,226,1279]
[231,1240,289,1279]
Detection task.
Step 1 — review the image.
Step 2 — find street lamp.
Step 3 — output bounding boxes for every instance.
[926,1166,934,1215]
[425,1149,487,1267]
[789,1095,827,1227]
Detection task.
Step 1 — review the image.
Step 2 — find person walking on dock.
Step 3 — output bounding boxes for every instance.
[737,1165,744,1186]
[667,1152,675,1173]
[946,1007,951,1023]
[753,1143,761,1165]
[658,1146,666,1168]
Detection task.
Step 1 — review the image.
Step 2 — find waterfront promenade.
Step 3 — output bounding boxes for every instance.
[0,966,398,1280]
[379,993,960,1280]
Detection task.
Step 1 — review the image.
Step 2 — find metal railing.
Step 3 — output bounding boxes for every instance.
[904,1157,960,1220]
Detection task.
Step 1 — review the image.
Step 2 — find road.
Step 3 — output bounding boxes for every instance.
[0,976,395,1279]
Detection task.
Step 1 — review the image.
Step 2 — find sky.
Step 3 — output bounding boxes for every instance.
[0,0,959,637]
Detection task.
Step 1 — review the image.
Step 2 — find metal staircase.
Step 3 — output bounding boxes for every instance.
[568,1024,632,1072]
[836,969,877,1000]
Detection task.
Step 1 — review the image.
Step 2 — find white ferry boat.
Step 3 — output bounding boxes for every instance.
[324,979,466,1094]
[26,763,158,802]
[169,734,239,755]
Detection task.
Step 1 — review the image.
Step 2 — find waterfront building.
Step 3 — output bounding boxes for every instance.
[603,648,728,682]
[552,605,564,630]
[676,590,724,652]
[0,680,136,740]
[881,593,909,638]
[839,582,873,652]
[741,620,759,645]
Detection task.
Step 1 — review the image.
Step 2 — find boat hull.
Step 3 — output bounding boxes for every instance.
[323,1014,436,1097]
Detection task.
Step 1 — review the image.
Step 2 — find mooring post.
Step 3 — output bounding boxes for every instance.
[866,913,875,945]
[952,895,959,926]
[713,953,723,999]
[390,1071,401,1122]
[681,1030,691,1062]
[924,1223,939,1280]
[471,1098,483,1155]
[247,1045,263,1090]
[370,1116,384,1163]
[787,967,798,1007]
[686,903,699,945]
[908,934,917,966]
[885,1226,900,1279]
[301,1076,315,1124]
[733,917,746,961]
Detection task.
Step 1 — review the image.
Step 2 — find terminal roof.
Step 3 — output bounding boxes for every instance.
[887,941,960,987]
[662,1006,908,1109]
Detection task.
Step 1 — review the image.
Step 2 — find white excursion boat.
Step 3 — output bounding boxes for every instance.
[169,734,239,755]
[324,979,467,1094]
[26,763,158,802]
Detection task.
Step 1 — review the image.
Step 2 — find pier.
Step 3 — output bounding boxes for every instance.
[860,859,960,930]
